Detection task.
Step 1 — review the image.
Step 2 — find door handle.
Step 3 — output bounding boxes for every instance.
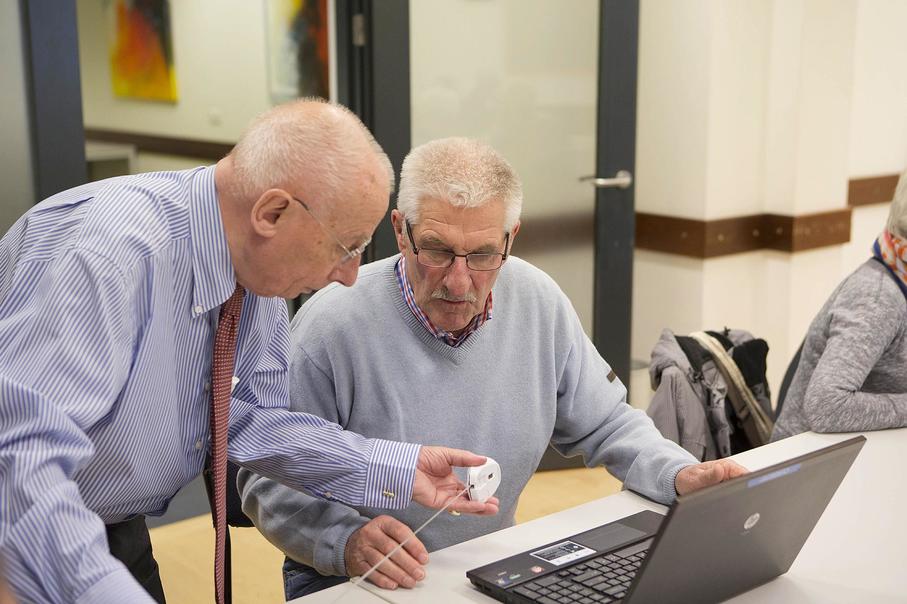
[579,170,633,190]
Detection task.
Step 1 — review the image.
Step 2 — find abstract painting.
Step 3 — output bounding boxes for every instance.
[266,0,331,102]
[107,0,178,102]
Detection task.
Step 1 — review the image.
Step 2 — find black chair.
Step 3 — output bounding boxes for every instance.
[201,461,254,604]
[226,461,254,527]
[775,340,804,420]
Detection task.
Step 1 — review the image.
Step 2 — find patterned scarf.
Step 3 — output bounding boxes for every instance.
[872,230,907,298]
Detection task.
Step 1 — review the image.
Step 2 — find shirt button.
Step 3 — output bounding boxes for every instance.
[193,305,204,314]
[204,382,210,392]
[195,440,203,450]
[323,491,332,499]
[382,489,396,499]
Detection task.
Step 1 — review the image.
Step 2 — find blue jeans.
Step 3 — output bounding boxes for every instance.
[283,557,348,600]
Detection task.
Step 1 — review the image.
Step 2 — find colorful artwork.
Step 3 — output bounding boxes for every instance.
[108,0,177,102]
[267,0,331,102]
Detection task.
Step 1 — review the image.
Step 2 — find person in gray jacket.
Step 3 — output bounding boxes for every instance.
[772,168,907,440]
[238,138,747,599]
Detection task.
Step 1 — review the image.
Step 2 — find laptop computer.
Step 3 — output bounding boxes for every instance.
[467,436,865,604]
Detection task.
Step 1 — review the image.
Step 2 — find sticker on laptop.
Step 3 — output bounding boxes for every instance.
[530,541,596,566]
[747,463,801,488]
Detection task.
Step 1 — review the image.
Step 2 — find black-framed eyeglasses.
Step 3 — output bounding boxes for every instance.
[291,196,370,265]
[405,220,509,271]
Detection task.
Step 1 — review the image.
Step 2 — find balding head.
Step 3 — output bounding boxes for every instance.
[216,99,392,298]
[229,98,393,207]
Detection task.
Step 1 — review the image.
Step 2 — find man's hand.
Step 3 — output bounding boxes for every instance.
[345,516,428,590]
[675,459,749,496]
[413,446,500,515]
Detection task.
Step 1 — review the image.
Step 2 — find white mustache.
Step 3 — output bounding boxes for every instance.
[431,288,477,303]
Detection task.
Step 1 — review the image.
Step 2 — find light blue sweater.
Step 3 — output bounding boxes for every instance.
[238,255,696,577]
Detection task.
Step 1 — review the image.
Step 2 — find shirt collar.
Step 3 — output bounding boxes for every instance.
[395,256,492,347]
[188,165,238,315]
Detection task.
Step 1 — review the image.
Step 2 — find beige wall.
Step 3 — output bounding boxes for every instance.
[633,0,907,406]
[848,0,907,176]
[0,1,35,234]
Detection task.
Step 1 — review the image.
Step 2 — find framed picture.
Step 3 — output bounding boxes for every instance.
[266,0,333,103]
[106,0,178,102]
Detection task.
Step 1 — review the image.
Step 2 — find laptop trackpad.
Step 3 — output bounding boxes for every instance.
[574,521,651,552]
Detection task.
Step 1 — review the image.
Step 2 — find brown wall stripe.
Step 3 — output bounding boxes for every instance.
[517,207,852,258]
[84,128,233,160]
[79,131,889,258]
[848,174,900,207]
[635,208,852,258]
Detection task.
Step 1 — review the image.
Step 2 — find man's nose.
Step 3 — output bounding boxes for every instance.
[331,257,361,287]
[442,256,471,294]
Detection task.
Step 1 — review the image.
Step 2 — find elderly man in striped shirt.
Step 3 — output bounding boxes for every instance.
[239,137,748,599]
[0,100,498,604]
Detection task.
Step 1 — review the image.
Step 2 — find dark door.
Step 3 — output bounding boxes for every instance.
[339,1,638,470]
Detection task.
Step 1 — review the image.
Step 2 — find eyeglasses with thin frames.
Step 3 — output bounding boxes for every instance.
[291,196,370,266]
[405,220,509,271]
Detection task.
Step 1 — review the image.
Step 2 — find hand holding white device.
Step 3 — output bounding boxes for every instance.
[467,457,501,503]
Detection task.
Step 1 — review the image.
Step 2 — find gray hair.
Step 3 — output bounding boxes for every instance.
[888,167,907,239]
[230,98,393,202]
[397,138,523,232]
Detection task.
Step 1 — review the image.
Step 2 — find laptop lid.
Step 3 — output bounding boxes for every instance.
[624,435,865,603]
[467,436,864,604]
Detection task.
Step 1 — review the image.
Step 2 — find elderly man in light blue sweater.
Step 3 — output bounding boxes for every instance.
[238,138,745,599]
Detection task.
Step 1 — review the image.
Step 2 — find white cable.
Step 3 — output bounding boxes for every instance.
[329,486,471,604]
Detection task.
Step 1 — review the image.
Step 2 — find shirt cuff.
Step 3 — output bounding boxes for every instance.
[663,461,696,503]
[76,567,156,604]
[332,517,371,576]
[361,439,421,509]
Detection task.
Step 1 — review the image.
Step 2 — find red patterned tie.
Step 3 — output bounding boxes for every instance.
[210,285,244,604]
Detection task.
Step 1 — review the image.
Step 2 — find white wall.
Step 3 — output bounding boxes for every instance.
[635,0,710,219]
[0,1,35,233]
[703,1,771,220]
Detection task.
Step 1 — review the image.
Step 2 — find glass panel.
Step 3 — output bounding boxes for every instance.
[410,0,600,333]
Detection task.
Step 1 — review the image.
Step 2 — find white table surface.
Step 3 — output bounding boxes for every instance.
[294,429,907,603]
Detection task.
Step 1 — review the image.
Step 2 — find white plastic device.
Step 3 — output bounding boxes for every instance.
[466,457,501,503]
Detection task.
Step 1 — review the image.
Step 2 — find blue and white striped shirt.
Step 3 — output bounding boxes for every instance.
[0,166,420,603]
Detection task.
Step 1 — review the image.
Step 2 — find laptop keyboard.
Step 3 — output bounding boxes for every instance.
[509,540,650,604]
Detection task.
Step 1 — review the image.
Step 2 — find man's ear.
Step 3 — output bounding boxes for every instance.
[507,220,521,254]
[390,209,408,254]
[251,189,292,238]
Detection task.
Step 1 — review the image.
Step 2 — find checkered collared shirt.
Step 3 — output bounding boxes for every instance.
[395,256,492,347]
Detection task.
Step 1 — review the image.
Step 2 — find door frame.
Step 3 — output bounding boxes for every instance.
[335,0,411,263]
[18,0,87,202]
[593,0,639,388]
